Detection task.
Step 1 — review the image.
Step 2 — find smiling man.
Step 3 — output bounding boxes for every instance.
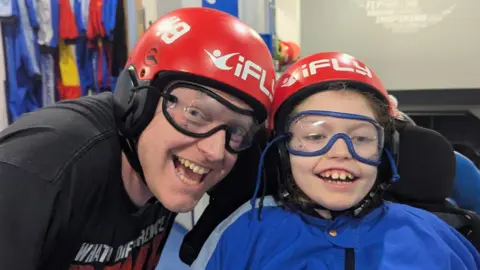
[0,7,275,270]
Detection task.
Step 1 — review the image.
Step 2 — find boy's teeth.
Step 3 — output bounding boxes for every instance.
[326,180,352,185]
[178,157,210,175]
[320,170,356,180]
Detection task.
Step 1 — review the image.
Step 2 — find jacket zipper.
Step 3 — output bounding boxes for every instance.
[345,248,355,270]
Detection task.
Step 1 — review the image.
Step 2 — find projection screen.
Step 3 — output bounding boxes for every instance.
[299,0,480,91]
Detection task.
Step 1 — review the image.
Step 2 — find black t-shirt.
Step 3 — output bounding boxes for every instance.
[0,93,176,270]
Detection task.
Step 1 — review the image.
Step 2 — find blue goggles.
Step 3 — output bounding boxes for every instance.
[285,110,385,166]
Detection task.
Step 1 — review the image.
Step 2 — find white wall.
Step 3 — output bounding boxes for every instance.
[275,0,301,46]
[142,0,202,26]
[143,0,275,34]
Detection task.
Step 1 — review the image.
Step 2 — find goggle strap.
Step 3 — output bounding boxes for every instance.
[131,85,177,103]
[384,149,400,182]
[250,134,289,218]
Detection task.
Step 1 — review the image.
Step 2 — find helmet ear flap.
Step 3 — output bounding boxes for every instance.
[114,66,141,138]
[113,65,167,139]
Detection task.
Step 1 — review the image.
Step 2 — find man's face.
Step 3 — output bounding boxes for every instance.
[137,83,256,213]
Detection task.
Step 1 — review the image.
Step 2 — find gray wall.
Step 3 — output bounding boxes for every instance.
[300,0,480,91]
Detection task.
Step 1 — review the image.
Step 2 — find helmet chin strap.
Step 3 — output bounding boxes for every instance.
[118,135,162,214]
[118,135,146,183]
[304,149,400,219]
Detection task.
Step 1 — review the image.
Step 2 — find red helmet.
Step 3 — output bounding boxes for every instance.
[279,40,301,66]
[122,7,275,125]
[271,52,394,130]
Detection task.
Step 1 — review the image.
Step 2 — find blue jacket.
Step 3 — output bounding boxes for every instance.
[191,196,480,270]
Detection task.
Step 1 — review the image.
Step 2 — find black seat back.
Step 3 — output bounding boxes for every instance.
[387,120,456,204]
[386,121,480,252]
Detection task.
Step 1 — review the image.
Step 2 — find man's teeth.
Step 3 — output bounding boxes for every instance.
[177,157,210,175]
[177,171,200,185]
[320,171,355,180]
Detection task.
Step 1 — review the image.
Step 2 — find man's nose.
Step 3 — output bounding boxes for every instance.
[196,130,227,162]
